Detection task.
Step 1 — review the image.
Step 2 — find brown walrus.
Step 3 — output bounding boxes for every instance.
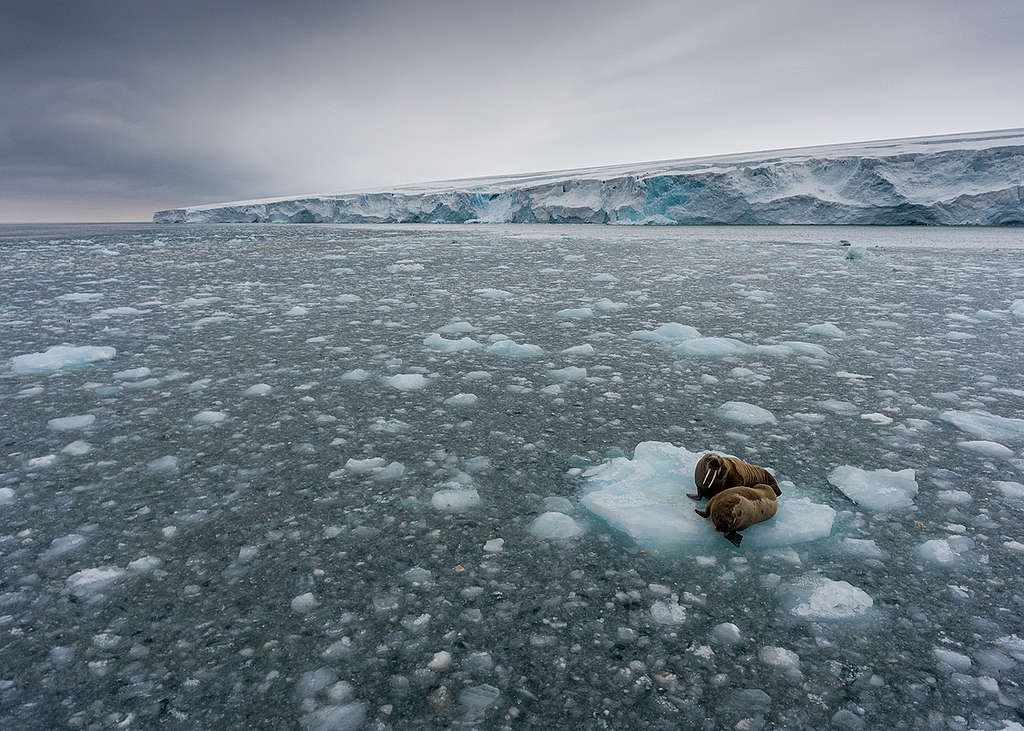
[695,483,782,547]
[688,453,778,501]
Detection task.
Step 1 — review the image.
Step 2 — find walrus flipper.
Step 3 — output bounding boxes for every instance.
[695,508,709,518]
[725,531,743,547]
[686,491,702,500]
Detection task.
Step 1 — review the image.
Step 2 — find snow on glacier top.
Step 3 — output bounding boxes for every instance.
[176,127,1024,212]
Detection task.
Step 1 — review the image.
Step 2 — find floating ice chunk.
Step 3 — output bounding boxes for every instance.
[723,688,771,713]
[96,306,149,317]
[827,465,918,511]
[650,596,686,625]
[459,684,500,715]
[444,393,478,407]
[56,292,103,302]
[291,592,319,613]
[759,646,802,678]
[593,298,627,313]
[484,538,504,552]
[549,366,587,382]
[995,481,1024,500]
[937,490,972,504]
[918,536,975,565]
[345,457,385,474]
[786,576,873,620]
[41,534,88,560]
[11,345,115,373]
[542,496,573,513]
[384,374,430,391]
[561,343,595,356]
[285,306,309,316]
[340,368,370,381]
[431,487,481,511]
[113,367,152,380]
[957,440,1014,459]
[335,294,362,303]
[428,651,452,670]
[66,567,126,598]
[147,456,179,473]
[844,246,873,260]
[424,333,482,352]
[756,341,830,358]
[0,488,14,505]
[717,401,776,426]
[940,409,1024,445]
[462,370,492,382]
[485,340,543,358]
[582,442,833,550]
[296,667,337,698]
[710,622,741,645]
[806,322,846,338]
[402,567,433,584]
[47,414,96,433]
[860,412,893,426]
[193,410,227,424]
[299,702,367,731]
[387,261,423,272]
[1010,299,1024,319]
[630,323,701,343]
[840,538,887,559]
[474,288,512,299]
[676,337,751,357]
[819,399,859,415]
[530,512,584,539]
[592,273,618,282]
[27,454,58,469]
[244,383,273,396]
[555,307,594,319]
[934,647,972,671]
[439,320,478,334]
[127,556,162,573]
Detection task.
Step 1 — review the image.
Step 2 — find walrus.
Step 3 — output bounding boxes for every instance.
[688,453,778,501]
[695,483,782,547]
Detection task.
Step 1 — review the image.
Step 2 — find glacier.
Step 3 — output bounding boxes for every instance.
[154,128,1024,225]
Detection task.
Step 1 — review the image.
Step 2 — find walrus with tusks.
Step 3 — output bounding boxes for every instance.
[695,482,782,547]
[688,453,778,501]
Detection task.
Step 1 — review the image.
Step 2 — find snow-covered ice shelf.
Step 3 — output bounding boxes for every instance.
[2,222,1024,729]
[154,128,1024,225]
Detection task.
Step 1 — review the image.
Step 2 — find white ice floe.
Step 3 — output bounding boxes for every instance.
[423,333,482,352]
[529,512,584,539]
[0,488,14,506]
[66,567,126,598]
[995,481,1024,500]
[785,576,873,620]
[561,343,595,356]
[244,383,273,396]
[340,368,371,381]
[676,337,752,357]
[549,366,587,382]
[56,292,103,302]
[47,414,96,431]
[860,413,894,426]
[11,345,115,373]
[827,465,918,511]
[285,306,309,316]
[1011,299,1024,319]
[291,592,319,613]
[485,339,543,358]
[840,538,887,559]
[940,409,1024,445]
[444,393,478,407]
[716,401,777,426]
[473,288,512,299]
[806,323,846,338]
[650,596,686,625]
[299,702,367,731]
[147,456,179,473]
[193,410,228,424]
[555,307,594,319]
[759,646,802,678]
[41,534,88,560]
[917,536,975,566]
[710,622,742,645]
[113,367,152,380]
[582,442,834,550]
[439,320,478,334]
[431,487,481,511]
[336,294,362,303]
[593,298,627,312]
[957,440,1014,459]
[631,323,702,343]
[934,647,972,671]
[483,538,504,553]
[383,373,430,390]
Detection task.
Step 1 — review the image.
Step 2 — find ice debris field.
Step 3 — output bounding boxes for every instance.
[2,222,1024,729]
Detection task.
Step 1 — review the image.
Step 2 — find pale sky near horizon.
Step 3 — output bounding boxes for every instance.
[2,0,1022,222]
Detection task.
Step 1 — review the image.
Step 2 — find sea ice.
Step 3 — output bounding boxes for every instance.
[582,442,834,550]
[193,410,228,424]
[529,512,584,539]
[113,367,152,380]
[444,393,478,407]
[555,307,594,319]
[716,401,777,426]
[485,339,543,358]
[549,366,587,382]
[383,374,430,391]
[423,333,482,352]
[0,488,14,505]
[47,414,96,431]
[827,465,918,511]
[957,440,1014,459]
[806,322,846,338]
[299,702,367,731]
[244,383,273,396]
[66,567,126,598]
[940,409,1024,445]
[431,487,481,511]
[630,323,701,343]
[785,576,873,620]
[10,345,115,373]
[918,537,975,565]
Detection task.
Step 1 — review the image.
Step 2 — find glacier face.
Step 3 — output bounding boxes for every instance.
[154,129,1024,225]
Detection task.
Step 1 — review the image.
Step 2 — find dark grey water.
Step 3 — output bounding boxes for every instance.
[2,224,1023,729]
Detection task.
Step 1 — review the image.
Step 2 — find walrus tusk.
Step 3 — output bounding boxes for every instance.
[704,466,720,489]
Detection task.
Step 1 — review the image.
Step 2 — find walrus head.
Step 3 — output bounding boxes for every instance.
[694,453,726,495]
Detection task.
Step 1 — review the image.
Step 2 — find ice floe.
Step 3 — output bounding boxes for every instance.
[10,345,115,373]
[827,465,918,511]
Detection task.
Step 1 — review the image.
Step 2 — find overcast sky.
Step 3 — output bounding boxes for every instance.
[2,0,1022,222]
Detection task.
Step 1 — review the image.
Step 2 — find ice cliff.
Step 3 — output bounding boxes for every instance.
[154,129,1024,225]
